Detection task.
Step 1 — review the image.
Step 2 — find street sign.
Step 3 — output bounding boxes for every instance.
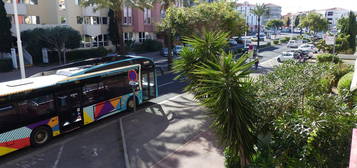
[128,70,138,82]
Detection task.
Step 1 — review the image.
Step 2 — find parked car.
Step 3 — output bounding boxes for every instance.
[255,33,266,41]
[229,39,238,46]
[287,40,298,48]
[277,52,295,62]
[287,49,313,59]
[160,48,170,57]
[298,44,318,53]
[174,45,184,55]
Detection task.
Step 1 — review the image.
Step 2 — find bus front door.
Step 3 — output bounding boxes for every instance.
[56,89,83,132]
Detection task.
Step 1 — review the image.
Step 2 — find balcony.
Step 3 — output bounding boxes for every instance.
[83,6,100,16]
[5,3,27,15]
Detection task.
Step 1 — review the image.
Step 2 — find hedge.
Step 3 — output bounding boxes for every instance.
[273,40,279,45]
[317,53,341,64]
[0,58,13,72]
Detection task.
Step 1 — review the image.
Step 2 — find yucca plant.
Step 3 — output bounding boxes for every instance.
[174,31,257,167]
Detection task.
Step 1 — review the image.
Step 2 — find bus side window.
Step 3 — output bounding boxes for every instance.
[83,83,99,105]
[103,74,131,99]
[18,95,55,121]
[0,104,18,131]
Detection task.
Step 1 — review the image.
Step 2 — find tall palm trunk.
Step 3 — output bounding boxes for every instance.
[257,16,261,50]
[115,10,126,55]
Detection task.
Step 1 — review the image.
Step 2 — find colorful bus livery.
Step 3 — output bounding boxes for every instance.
[0,55,157,156]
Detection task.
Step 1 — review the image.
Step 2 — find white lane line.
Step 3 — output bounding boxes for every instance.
[52,145,64,168]
[158,81,175,88]
[120,118,131,168]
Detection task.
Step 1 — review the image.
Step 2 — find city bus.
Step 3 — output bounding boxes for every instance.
[0,55,157,156]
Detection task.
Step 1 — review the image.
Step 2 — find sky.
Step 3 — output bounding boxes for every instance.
[245,0,357,14]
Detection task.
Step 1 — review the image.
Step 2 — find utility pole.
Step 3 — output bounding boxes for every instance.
[12,0,26,79]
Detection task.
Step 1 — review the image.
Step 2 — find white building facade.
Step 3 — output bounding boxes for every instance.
[236,2,282,33]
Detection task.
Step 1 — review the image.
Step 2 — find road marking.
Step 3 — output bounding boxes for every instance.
[120,118,131,168]
[52,145,64,168]
[158,93,185,105]
[158,81,175,88]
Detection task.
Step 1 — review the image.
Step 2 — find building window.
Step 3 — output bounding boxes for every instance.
[327,12,333,16]
[144,8,151,24]
[124,32,133,42]
[102,17,108,24]
[77,16,83,24]
[58,0,66,10]
[123,6,132,25]
[75,0,81,5]
[60,16,66,24]
[24,16,40,24]
[138,32,151,42]
[92,16,100,24]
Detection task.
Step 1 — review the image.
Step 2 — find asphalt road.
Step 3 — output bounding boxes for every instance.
[0,71,185,168]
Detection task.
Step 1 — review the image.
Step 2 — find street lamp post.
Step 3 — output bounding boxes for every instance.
[12,0,26,79]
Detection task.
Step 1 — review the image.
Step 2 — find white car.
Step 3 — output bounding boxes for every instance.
[298,44,318,53]
[277,52,295,62]
[287,40,298,48]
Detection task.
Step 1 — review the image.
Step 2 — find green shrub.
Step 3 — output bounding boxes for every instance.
[224,147,240,168]
[337,72,353,94]
[317,53,341,63]
[0,59,13,72]
[280,37,291,43]
[273,40,279,45]
[292,37,297,40]
[332,63,354,86]
[141,39,163,52]
[266,42,271,46]
[253,62,356,167]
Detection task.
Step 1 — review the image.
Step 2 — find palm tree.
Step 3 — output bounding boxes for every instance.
[174,32,257,167]
[251,4,268,52]
[81,0,153,54]
[157,0,176,70]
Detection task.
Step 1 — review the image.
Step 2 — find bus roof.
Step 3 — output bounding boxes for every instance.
[0,75,67,97]
[0,55,153,97]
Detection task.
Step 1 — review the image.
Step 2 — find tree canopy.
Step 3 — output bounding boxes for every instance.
[0,0,13,53]
[266,19,284,30]
[158,2,247,38]
[22,26,81,64]
[299,12,328,34]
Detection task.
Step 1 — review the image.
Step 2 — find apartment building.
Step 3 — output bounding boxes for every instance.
[4,0,162,49]
[236,2,282,32]
[262,3,282,25]
[325,8,349,29]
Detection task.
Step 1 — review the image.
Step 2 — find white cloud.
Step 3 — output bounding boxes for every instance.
[244,0,357,14]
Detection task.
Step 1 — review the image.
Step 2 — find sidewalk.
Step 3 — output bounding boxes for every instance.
[121,93,225,168]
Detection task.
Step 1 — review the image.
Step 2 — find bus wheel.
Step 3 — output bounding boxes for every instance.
[30,126,52,147]
[127,97,137,111]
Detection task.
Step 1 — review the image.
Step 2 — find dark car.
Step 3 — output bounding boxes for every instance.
[160,48,169,57]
